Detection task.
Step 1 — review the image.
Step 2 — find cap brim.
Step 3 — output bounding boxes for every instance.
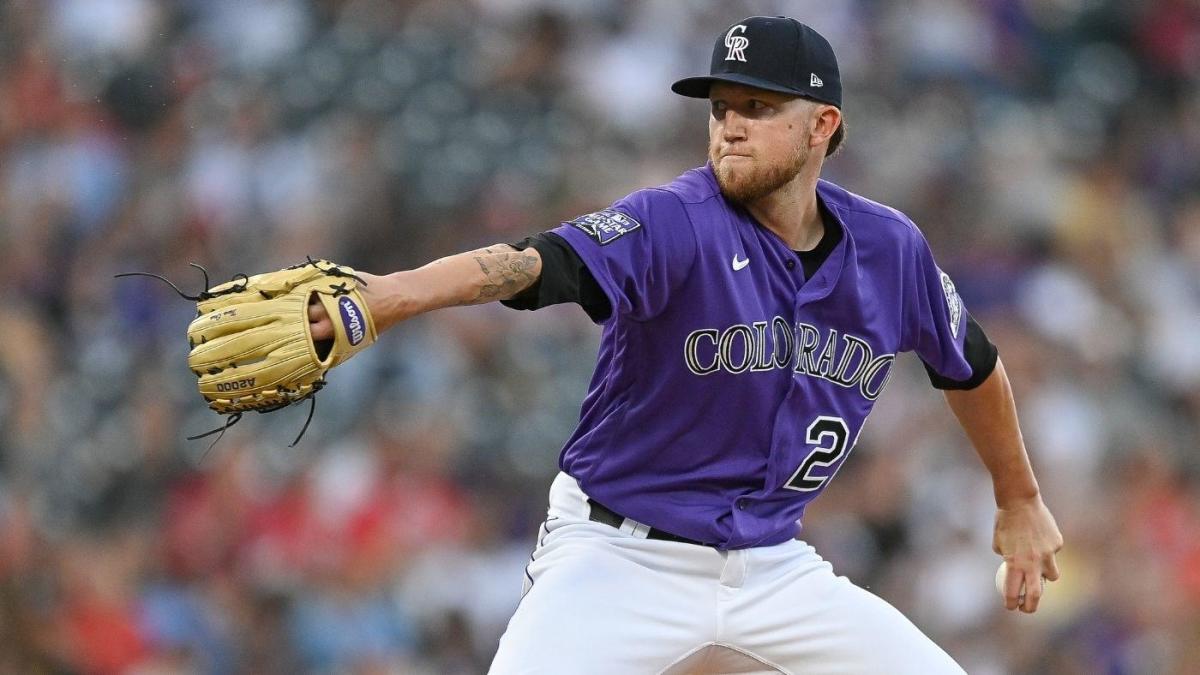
[670,73,804,99]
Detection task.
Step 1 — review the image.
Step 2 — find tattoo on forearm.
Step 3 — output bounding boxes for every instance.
[463,244,540,304]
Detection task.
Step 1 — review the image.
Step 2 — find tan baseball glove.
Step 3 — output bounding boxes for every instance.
[120,258,377,445]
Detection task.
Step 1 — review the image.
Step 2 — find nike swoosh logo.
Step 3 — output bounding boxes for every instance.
[732,254,750,271]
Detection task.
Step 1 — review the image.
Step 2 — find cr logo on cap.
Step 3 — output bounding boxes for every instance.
[724,25,748,62]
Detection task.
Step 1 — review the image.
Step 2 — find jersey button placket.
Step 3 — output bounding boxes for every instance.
[785,258,796,271]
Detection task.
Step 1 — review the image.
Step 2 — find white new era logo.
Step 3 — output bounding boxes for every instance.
[810,73,823,87]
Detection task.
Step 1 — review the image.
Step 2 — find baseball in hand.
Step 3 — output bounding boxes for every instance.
[995,560,1045,601]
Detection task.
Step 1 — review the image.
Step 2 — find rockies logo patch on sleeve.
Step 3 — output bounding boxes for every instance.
[569,209,642,245]
[940,270,963,340]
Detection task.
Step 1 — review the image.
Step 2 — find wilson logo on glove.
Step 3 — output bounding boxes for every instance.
[116,258,377,449]
[338,297,366,346]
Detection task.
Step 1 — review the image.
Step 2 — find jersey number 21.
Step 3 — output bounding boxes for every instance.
[785,416,850,492]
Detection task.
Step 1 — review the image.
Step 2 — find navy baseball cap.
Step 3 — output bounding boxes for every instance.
[672,16,841,108]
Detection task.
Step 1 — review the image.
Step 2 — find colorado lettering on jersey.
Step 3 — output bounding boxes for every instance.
[683,318,895,400]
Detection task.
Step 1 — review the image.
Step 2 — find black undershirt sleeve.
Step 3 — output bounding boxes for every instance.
[921,314,999,390]
[500,232,612,322]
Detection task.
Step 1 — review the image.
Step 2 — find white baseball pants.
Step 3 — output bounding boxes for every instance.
[490,472,964,674]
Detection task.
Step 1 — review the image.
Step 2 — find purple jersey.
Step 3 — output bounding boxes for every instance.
[550,164,975,550]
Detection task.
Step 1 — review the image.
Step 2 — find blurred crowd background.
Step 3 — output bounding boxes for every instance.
[1,0,1198,673]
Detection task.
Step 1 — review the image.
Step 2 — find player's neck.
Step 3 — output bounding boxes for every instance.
[744,164,824,251]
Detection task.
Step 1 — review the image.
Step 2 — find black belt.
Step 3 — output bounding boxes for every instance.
[586,499,707,546]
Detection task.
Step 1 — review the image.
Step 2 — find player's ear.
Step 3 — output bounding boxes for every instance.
[810,105,841,149]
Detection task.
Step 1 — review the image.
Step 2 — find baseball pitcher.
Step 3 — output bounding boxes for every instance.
[304,16,1063,674]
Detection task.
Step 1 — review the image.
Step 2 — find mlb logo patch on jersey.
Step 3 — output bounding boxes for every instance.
[569,209,643,245]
